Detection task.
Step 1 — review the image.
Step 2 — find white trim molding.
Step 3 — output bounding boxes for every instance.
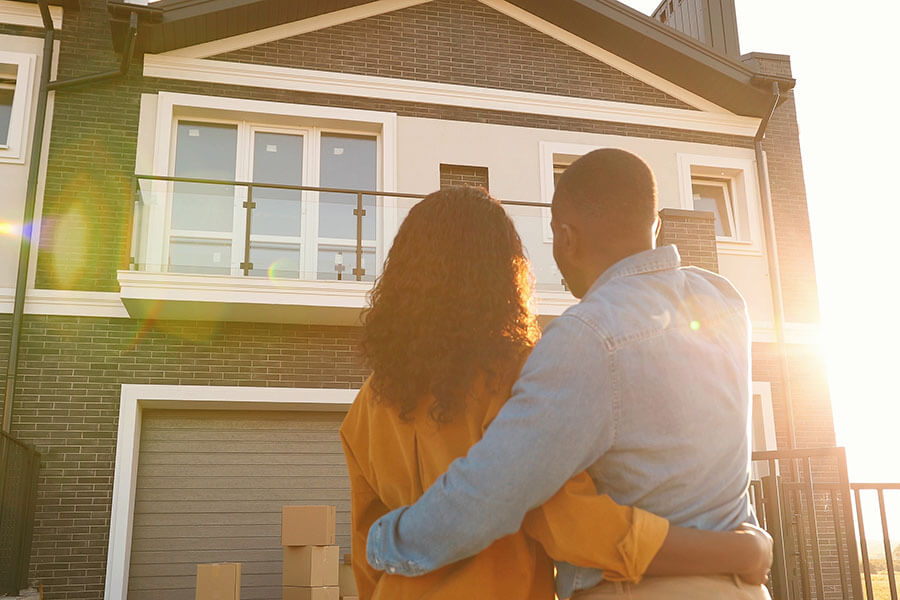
[0,49,37,163]
[0,288,128,318]
[0,0,62,29]
[105,384,357,600]
[142,55,761,138]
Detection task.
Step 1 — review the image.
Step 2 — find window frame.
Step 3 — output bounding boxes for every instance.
[691,176,737,239]
[676,152,762,255]
[0,50,37,164]
[142,92,397,280]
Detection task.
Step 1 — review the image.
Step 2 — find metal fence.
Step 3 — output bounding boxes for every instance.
[0,431,41,595]
[751,448,900,600]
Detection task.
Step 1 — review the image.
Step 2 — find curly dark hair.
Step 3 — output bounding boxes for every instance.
[361,186,540,423]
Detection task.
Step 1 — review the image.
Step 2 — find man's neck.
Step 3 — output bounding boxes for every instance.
[581,242,655,294]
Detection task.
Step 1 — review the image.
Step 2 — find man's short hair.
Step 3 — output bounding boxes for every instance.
[552,148,658,230]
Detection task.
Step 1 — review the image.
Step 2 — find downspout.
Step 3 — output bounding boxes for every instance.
[2,2,139,432]
[754,80,798,449]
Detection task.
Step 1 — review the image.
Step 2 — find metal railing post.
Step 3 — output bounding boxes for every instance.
[352,192,366,281]
[854,488,875,600]
[240,184,254,276]
[878,489,898,600]
[763,473,791,600]
[835,447,864,600]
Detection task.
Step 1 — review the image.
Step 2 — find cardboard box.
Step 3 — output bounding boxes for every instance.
[283,545,339,587]
[196,563,241,600]
[282,586,339,600]
[282,505,336,546]
[338,564,357,596]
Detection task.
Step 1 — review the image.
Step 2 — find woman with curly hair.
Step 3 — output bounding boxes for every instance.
[340,186,769,599]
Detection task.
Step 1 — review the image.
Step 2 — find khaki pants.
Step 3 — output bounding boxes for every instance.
[571,575,771,600]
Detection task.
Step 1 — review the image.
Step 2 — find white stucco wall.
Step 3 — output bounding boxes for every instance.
[395,115,775,325]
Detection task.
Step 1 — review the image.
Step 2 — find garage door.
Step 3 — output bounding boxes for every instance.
[127,409,351,600]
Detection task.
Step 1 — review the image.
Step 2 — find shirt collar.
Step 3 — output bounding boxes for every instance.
[583,245,682,298]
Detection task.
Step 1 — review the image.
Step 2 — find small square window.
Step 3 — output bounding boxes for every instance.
[692,177,736,239]
[0,51,37,163]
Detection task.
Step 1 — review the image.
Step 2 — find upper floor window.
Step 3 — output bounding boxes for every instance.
[0,63,15,145]
[167,119,377,279]
[131,93,397,284]
[692,177,736,239]
[0,50,36,163]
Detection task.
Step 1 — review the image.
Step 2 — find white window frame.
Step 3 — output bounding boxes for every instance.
[143,92,397,279]
[0,50,37,164]
[676,153,762,255]
[692,176,737,239]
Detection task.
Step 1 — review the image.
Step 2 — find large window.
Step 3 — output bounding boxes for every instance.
[167,119,378,279]
[0,50,36,163]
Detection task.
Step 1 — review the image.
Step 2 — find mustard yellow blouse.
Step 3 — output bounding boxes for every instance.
[340,374,669,600]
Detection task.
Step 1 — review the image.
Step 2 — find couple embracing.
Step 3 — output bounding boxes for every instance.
[340,149,773,599]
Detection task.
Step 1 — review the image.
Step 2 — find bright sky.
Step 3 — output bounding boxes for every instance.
[622,1,900,486]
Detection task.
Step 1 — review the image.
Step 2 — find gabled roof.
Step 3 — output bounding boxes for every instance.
[107,0,793,118]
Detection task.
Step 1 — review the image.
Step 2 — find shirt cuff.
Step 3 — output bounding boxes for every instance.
[366,506,430,577]
[604,508,670,583]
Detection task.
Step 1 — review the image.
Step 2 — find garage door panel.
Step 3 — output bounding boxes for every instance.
[136,463,348,478]
[138,451,348,466]
[127,408,352,599]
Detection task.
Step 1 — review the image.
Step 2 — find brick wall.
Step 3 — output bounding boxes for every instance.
[440,164,489,190]
[216,0,693,111]
[5,314,367,600]
[657,208,719,272]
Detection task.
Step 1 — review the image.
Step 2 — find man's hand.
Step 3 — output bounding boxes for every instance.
[734,523,773,585]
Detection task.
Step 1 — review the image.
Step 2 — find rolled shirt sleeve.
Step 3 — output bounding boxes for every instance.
[367,313,623,575]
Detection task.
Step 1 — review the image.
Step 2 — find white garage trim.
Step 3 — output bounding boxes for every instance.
[105,384,357,600]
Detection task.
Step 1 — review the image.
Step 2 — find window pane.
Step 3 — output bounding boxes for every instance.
[252,132,303,238]
[317,245,375,281]
[249,242,301,279]
[168,238,231,275]
[318,134,377,241]
[172,122,237,232]
[692,182,732,237]
[0,87,14,147]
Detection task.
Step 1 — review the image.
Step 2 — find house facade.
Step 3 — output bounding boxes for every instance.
[0,0,833,598]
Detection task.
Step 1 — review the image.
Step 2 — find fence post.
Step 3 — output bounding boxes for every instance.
[763,473,791,600]
[836,447,865,600]
[240,184,254,276]
[352,192,366,281]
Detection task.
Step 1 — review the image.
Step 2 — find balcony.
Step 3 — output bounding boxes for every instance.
[120,175,573,325]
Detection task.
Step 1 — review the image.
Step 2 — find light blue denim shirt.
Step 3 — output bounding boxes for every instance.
[366,246,755,598]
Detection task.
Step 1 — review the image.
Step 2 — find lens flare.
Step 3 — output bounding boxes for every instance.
[267,259,297,280]
[0,221,20,237]
[690,320,701,331]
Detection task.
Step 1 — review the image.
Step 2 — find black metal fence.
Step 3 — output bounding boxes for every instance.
[0,431,40,595]
[852,483,900,600]
[751,447,864,600]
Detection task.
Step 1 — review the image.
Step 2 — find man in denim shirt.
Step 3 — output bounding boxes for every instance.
[366,149,767,599]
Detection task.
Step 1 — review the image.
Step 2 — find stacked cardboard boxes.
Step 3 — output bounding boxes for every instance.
[282,506,340,600]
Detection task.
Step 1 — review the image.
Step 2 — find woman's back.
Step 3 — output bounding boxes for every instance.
[341,371,557,599]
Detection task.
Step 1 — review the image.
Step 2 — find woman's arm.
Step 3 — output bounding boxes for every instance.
[522,471,772,584]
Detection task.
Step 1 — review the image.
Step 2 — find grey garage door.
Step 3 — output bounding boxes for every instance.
[127,409,351,600]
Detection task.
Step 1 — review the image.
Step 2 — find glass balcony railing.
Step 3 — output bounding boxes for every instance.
[130,175,568,293]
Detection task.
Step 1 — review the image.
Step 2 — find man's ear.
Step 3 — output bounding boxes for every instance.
[555,221,577,259]
[652,215,662,247]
